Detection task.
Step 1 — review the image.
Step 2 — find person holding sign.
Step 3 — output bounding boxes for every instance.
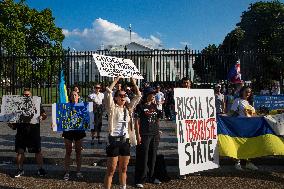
[230,86,258,171]
[62,91,86,181]
[9,88,47,178]
[134,86,162,188]
[104,76,142,189]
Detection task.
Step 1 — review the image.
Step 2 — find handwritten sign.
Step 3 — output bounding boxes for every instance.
[254,95,284,111]
[52,102,94,131]
[174,88,219,175]
[92,53,144,79]
[0,95,41,124]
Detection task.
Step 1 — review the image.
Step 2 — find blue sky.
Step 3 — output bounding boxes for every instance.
[26,0,266,51]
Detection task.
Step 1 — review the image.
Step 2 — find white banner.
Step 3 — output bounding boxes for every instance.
[0,95,41,124]
[92,53,144,79]
[174,88,219,175]
[264,113,284,136]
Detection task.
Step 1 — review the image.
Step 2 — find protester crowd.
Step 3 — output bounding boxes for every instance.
[5,77,283,189]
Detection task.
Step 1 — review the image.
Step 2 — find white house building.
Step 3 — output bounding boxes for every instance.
[68,42,194,85]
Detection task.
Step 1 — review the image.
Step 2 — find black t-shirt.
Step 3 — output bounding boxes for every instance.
[135,103,160,136]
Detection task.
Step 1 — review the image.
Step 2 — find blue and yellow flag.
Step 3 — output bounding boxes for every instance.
[217,115,284,159]
[59,70,69,103]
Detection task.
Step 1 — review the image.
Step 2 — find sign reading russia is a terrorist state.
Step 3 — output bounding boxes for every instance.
[92,53,144,79]
[174,88,219,175]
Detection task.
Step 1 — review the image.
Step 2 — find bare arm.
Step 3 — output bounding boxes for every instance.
[128,78,142,110]
[109,76,122,91]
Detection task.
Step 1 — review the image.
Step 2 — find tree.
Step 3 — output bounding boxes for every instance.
[0,0,65,88]
[0,0,64,55]
[237,1,284,89]
[237,1,284,52]
[220,27,245,54]
[193,44,222,83]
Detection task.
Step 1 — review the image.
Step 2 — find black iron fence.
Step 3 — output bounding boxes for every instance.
[0,48,283,104]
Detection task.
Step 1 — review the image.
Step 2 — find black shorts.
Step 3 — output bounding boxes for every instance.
[15,124,41,153]
[106,141,130,157]
[62,131,86,141]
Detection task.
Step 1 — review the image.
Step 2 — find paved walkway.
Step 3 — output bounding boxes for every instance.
[0,106,283,167]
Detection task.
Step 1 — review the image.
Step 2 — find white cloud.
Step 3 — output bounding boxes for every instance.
[63,18,162,51]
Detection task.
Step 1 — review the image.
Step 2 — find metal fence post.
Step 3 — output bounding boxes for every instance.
[185,45,189,78]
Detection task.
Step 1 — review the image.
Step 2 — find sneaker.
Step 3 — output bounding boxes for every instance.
[14,169,24,178]
[119,185,127,189]
[246,162,258,171]
[76,172,83,178]
[37,168,47,176]
[63,173,69,181]
[136,184,144,188]
[153,178,162,184]
[234,162,243,171]
[180,175,187,180]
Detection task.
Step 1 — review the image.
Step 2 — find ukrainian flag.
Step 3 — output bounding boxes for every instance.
[59,70,69,103]
[217,115,284,159]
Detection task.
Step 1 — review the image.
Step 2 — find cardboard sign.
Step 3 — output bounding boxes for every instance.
[254,95,284,111]
[52,102,94,131]
[264,113,284,136]
[92,53,144,79]
[0,95,41,124]
[174,88,219,175]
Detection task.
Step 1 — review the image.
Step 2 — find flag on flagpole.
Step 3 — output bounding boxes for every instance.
[227,59,242,83]
[59,70,69,103]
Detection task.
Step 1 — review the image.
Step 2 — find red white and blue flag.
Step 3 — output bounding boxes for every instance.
[227,59,242,83]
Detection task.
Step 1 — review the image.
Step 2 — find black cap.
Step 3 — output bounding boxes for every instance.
[143,87,156,95]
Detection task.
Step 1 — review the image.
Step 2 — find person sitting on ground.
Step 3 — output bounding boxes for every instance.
[62,91,86,181]
[10,88,47,178]
[104,76,141,189]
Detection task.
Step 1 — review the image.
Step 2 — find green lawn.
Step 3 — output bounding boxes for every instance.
[0,87,92,104]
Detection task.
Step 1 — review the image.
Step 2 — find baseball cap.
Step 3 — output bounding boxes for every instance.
[143,87,156,95]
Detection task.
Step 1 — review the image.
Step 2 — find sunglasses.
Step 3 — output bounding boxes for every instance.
[95,87,101,89]
[119,94,126,98]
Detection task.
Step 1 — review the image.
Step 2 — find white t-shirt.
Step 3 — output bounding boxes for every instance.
[112,108,129,138]
[231,98,255,117]
[88,92,104,105]
[155,92,165,110]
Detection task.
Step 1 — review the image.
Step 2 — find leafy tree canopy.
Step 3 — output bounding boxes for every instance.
[0,0,64,55]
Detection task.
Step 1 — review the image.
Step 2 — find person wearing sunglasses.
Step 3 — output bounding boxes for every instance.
[88,84,105,145]
[230,86,258,171]
[104,76,142,189]
[10,88,47,178]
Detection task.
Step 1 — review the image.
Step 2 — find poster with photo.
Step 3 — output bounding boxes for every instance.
[0,95,41,124]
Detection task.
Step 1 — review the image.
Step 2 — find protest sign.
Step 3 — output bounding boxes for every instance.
[254,95,284,111]
[174,88,219,175]
[264,113,284,136]
[92,53,144,79]
[0,95,41,124]
[52,102,94,131]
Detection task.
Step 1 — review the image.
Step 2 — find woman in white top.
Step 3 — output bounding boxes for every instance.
[104,76,142,189]
[230,86,258,171]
